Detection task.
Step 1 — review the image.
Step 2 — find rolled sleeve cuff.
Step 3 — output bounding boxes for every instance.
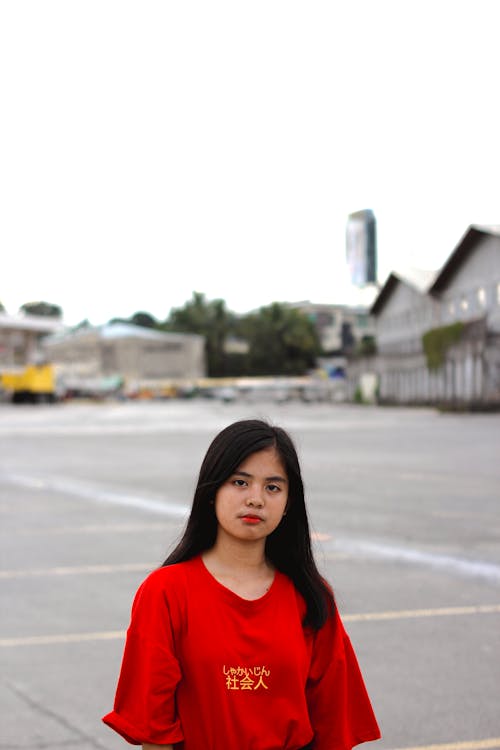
[102,710,184,746]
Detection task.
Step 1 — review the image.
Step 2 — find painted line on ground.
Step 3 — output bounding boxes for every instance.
[0,556,351,578]
[1,472,190,518]
[11,522,180,536]
[328,539,500,584]
[321,552,353,561]
[311,532,332,541]
[0,473,500,583]
[0,562,157,579]
[343,604,500,622]
[2,474,500,584]
[388,738,500,750]
[2,604,499,648]
[0,631,126,647]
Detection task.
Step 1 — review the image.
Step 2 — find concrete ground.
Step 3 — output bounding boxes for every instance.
[1,400,499,750]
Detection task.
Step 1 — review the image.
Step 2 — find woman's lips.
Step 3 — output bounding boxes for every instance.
[240,515,263,524]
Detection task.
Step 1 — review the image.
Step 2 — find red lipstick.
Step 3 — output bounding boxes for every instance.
[241,515,262,524]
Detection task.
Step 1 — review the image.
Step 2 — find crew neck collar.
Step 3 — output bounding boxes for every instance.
[195,555,281,607]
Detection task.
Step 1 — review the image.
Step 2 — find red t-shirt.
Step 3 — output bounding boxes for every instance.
[102,556,380,750]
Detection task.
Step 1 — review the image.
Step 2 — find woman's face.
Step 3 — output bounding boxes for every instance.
[214,447,289,546]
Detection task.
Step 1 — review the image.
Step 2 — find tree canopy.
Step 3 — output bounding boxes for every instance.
[240,303,320,375]
[163,292,236,376]
[108,311,158,329]
[130,311,157,328]
[162,293,319,377]
[20,301,62,318]
[12,292,322,376]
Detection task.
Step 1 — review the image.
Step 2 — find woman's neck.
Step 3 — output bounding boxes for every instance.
[203,534,270,576]
[202,537,275,600]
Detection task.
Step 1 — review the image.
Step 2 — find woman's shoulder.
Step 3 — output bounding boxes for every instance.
[145,556,200,584]
[134,557,201,602]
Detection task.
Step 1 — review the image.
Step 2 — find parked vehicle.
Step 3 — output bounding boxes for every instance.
[1,363,57,403]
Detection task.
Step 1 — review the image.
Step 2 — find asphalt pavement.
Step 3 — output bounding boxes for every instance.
[1,400,499,750]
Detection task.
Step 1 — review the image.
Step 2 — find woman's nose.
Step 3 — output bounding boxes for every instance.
[246,493,264,507]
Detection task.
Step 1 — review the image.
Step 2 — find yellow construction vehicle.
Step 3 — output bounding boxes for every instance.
[1,363,57,403]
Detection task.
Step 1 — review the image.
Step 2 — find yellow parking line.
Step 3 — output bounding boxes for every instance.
[0,562,156,579]
[322,552,354,561]
[389,738,500,750]
[344,604,500,622]
[18,522,178,536]
[0,630,126,647]
[2,604,500,648]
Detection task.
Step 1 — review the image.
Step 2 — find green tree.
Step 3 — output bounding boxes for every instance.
[240,303,320,375]
[20,301,62,318]
[107,312,157,328]
[164,292,235,376]
[130,311,157,328]
[72,318,91,330]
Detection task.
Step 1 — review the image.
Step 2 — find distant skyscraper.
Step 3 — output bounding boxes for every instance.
[346,209,377,286]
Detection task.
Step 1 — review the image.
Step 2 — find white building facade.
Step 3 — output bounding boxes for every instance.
[348,226,500,406]
[43,323,206,392]
[0,313,65,367]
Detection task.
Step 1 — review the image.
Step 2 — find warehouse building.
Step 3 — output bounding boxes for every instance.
[0,312,64,367]
[348,225,500,406]
[43,322,206,394]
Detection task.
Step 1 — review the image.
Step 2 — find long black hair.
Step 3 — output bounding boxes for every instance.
[162,419,335,630]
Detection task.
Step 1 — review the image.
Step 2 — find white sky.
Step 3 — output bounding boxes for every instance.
[1,1,499,325]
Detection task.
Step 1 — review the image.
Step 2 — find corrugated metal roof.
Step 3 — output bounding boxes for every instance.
[0,313,65,334]
[370,269,436,315]
[471,224,500,236]
[100,323,199,341]
[429,224,500,294]
[394,267,437,292]
[45,322,203,344]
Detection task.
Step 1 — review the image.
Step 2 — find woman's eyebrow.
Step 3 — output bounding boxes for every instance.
[233,470,287,483]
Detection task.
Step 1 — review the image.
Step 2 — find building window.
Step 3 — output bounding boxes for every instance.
[477,288,486,308]
[497,282,500,305]
[460,296,469,312]
[448,301,455,316]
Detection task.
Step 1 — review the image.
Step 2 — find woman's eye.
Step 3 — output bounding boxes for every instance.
[234,479,247,487]
[267,484,281,493]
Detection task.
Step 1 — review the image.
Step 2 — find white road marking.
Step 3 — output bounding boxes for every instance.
[329,539,500,584]
[2,474,499,585]
[1,472,189,518]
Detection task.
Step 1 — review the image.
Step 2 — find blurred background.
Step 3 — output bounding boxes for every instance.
[1,2,499,749]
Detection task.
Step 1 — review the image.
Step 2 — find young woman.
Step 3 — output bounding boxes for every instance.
[103,419,381,750]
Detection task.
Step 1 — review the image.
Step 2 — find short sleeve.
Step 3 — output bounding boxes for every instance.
[102,571,184,745]
[306,607,381,750]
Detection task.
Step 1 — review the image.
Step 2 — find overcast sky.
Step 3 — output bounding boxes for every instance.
[1,1,499,325]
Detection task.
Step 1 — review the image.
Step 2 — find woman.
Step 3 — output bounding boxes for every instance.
[103,419,381,750]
